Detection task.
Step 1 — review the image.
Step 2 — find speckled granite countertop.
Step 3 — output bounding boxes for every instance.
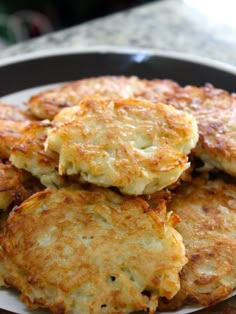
[1,0,236,66]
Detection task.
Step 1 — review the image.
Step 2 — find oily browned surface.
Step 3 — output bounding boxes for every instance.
[2,185,186,314]
[0,103,33,121]
[0,161,42,211]
[159,174,236,310]
[10,120,64,188]
[26,77,236,178]
[0,120,30,159]
[165,84,236,177]
[46,97,198,195]
[25,75,180,120]
[0,102,38,159]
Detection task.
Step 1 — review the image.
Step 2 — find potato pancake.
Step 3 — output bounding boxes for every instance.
[0,120,30,159]
[2,185,187,314]
[0,102,32,121]
[167,84,236,177]
[25,76,236,178]
[0,102,35,159]
[159,174,236,309]
[0,160,43,287]
[46,97,198,195]
[0,161,42,211]
[0,211,9,287]
[25,76,180,120]
[10,121,67,188]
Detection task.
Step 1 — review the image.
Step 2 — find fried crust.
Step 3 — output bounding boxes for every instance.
[25,76,180,120]
[0,211,9,287]
[0,160,43,286]
[167,84,236,177]
[0,102,27,121]
[25,76,236,177]
[0,161,43,211]
[159,174,236,310]
[0,120,30,159]
[9,121,66,188]
[0,102,32,121]
[2,185,187,314]
[46,97,198,195]
[0,102,36,159]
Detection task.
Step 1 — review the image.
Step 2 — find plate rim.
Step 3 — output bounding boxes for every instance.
[1,45,236,75]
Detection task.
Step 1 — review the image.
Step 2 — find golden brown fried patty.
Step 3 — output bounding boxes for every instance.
[46,97,198,195]
[26,76,180,120]
[167,84,236,177]
[25,75,236,177]
[0,161,43,286]
[0,211,9,287]
[0,103,42,287]
[0,102,36,121]
[0,161,43,211]
[0,120,30,159]
[159,174,236,310]
[2,185,187,314]
[0,102,36,159]
[10,121,67,188]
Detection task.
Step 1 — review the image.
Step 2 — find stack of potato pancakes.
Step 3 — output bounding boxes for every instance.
[0,75,235,314]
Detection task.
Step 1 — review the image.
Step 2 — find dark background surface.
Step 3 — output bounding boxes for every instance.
[0,0,156,45]
[1,52,236,96]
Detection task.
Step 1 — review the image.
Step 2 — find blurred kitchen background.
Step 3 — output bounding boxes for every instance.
[0,0,156,47]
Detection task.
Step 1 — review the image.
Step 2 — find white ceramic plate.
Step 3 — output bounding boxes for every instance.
[0,47,235,314]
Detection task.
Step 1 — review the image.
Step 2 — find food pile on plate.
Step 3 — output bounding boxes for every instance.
[0,75,235,314]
